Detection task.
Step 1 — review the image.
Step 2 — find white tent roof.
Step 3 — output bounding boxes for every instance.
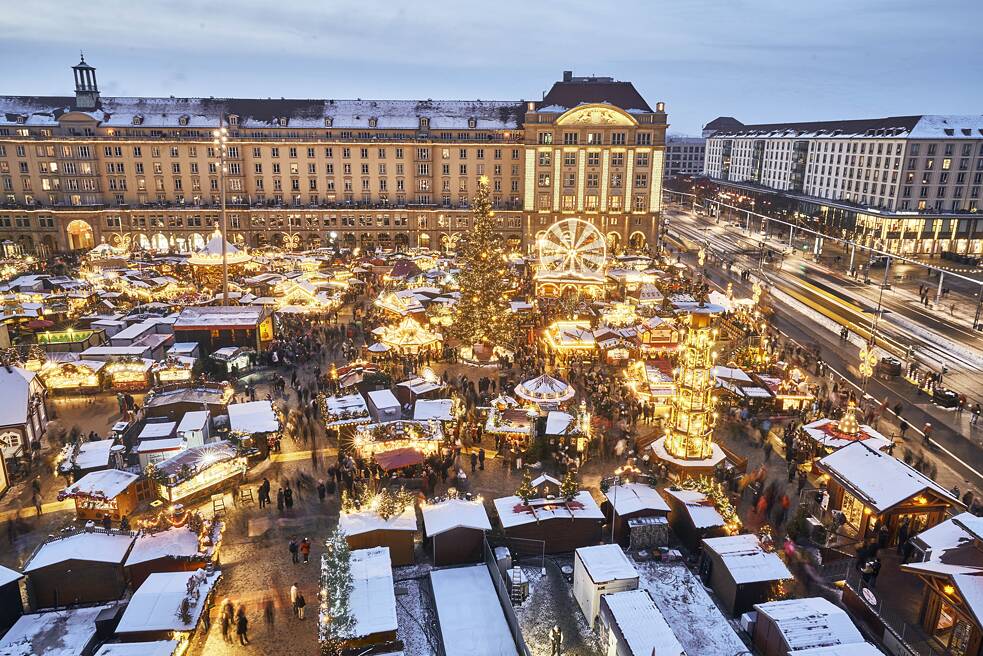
[514,374,575,403]
[413,399,454,422]
[116,570,221,635]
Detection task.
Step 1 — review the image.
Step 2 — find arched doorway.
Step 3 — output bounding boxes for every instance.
[150,233,169,251]
[135,233,151,250]
[189,233,206,251]
[418,233,431,250]
[66,220,95,250]
[607,232,622,253]
[394,233,409,252]
[628,231,646,251]
[17,235,34,254]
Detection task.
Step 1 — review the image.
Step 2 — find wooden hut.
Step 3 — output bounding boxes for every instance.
[601,482,671,546]
[23,530,135,608]
[58,469,142,524]
[0,565,23,632]
[329,547,399,650]
[338,506,417,566]
[662,488,728,551]
[815,442,962,547]
[699,534,792,616]
[751,597,870,656]
[493,490,604,554]
[573,544,639,627]
[422,499,492,566]
[124,524,221,589]
[114,569,221,642]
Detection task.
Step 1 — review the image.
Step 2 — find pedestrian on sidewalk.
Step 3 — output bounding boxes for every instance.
[478,448,485,470]
[284,485,294,509]
[300,537,311,564]
[264,597,275,633]
[899,419,909,439]
[923,422,933,446]
[296,592,306,620]
[972,403,982,426]
[236,605,249,645]
[470,451,478,473]
[259,478,271,508]
[317,480,326,502]
[276,487,285,512]
[288,538,299,564]
[32,493,42,516]
[290,583,299,616]
[221,598,235,642]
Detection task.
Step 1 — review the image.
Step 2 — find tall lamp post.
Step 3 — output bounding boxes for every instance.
[213,124,229,305]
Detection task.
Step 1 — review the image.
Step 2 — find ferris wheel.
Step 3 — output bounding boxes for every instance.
[537,218,607,276]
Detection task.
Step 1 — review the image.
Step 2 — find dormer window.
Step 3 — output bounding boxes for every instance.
[132,115,144,126]
[15,115,26,125]
[369,117,378,128]
[324,117,333,128]
[419,117,430,130]
[468,117,477,129]
[228,114,239,126]
[178,115,190,126]
[279,116,289,127]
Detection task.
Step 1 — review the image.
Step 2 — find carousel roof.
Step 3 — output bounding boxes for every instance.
[514,373,575,404]
[188,232,251,266]
[377,317,441,349]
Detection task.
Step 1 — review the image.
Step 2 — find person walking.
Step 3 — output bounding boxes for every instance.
[284,485,294,509]
[263,597,275,633]
[478,448,485,471]
[296,592,307,620]
[470,451,478,473]
[221,598,235,642]
[899,419,909,439]
[259,478,271,508]
[317,480,326,502]
[923,422,933,446]
[276,487,285,512]
[288,538,299,564]
[290,583,299,617]
[235,605,249,645]
[972,403,982,426]
[300,537,311,564]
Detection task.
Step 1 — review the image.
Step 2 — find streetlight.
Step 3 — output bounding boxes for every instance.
[213,124,230,305]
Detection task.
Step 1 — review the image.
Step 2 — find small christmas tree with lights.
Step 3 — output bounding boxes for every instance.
[516,471,535,503]
[560,471,579,501]
[448,176,517,351]
[319,528,356,656]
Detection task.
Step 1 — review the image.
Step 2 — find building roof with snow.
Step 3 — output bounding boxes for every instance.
[71,439,116,472]
[817,442,959,513]
[662,488,727,529]
[575,544,638,583]
[367,389,400,410]
[0,565,21,589]
[704,114,983,140]
[347,547,398,639]
[227,400,279,434]
[601,589,685,656]
[94,642,180,656]
[125,527,205,567]
[791,644,884,656]
[603,483,671,516]
[116,569,221,635]
[173,306,267,329]
[0,604,114,656]
[701,534,792,584]
[0,366,39,428]
[413,399,454,422]
[338,505,417,536]
[138,422,176,440]
[430,565,518,656]
[24,531,135,572]
[421,499,492,537]
[494,491,604,529]
[60,469,139,501]
[753,597,865,652]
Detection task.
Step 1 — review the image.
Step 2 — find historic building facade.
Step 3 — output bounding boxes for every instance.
[703,115,983,256]
[0,61,666,257]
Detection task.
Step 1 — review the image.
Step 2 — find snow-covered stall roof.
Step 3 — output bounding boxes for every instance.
[817,442,959,513]
[134,437,185,455]
[662,488,726,529]
[367,389,400,410]
[115,569,221,635]
[422,499,491,537]
[61,469,139,501]
[413,399,454,422]
[576,544,638,583]
[908,512,979,565]
[176,411,209,434]
[397,376,443,396]
[125,526,204,567]
[227,400,280,434]
[138,422,176,440]
[701,534,792,584]
[601,589,685,656]
[0,366,37,427]
[544,411,579,436]
[493,491,604,529]
[430,565,518,656]
[72,439,115,471]
[635,560,746,656]
[94,642,180,656]
[603,483,671,516]
[324,393,371,427]
[174,306,266,329]
[338,505,417,536]
[0,565,21,588]
[0,604,113,656]
[347,547,398,639]
[803,417,892,452]
[753,597,865,652]
[24,531,135,572]
[791,644,885,656]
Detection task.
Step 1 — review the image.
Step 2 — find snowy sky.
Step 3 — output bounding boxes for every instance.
[2,0,981,135]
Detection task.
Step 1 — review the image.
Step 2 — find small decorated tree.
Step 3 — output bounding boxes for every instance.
[319,528,356,656]
[560,471,579,502]
[516,472,534,503]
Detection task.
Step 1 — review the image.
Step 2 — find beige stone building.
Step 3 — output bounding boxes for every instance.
[0,61,666,257]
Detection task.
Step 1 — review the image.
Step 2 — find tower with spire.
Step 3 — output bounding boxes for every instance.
[72,53,100,110]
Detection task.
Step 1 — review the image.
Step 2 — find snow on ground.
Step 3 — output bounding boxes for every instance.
[513,560,602,656]
[634,559,751,656]
[393,564,439,656]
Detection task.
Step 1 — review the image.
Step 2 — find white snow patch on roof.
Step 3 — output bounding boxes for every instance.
[116,570,220,635]
[24,531,135,572]
[701,534,792,584]
[422,499,491,536]
[0,605,113,656]
[603,483,671,516]
[754,597,864,651]
[430,565,518,656]
[348,547,398,638]
[576,544,638,583]
[227,400,280,433]
[602,589,685,656]
[338,506,417,536]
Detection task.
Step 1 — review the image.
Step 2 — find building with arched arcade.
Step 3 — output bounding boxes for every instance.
[0,62,666,257]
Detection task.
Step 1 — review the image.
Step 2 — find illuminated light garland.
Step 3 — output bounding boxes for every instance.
[664,312,720,461]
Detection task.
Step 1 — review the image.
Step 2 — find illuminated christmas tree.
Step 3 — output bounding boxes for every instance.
[447,176,516,350]
[665,311,719,461]
[319,528,356,656]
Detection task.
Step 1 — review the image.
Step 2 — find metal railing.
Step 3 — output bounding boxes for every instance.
[482,537,533,656]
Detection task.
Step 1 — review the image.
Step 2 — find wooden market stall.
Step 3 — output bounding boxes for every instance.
[699,534,792,616]
[493,489,604,554]
[421,498,492,566]
[662,488,730,551]
[23,530,135,608]
[338,506,417,566]
[58,469,141,523]
[153,441,247,505]
[601,482,671,546]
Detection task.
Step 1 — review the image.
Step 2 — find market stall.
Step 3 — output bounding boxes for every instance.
[58,469,141,523]
[104,357,154,391]
[352,420,444,470]
[152,356,196,385]
[513,373,575,411]
[152,441,247,505]
[37,359,104,394]
[376,317,441,355]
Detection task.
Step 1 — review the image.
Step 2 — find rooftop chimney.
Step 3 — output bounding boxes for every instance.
[562,70,572,82]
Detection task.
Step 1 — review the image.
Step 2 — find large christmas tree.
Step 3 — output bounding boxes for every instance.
[319,528,356,656]
[448,176,516,349]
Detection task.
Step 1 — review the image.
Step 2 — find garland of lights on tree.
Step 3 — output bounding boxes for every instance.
[319,528,356,656]
[446,176,517,350]
[664,311,720,460]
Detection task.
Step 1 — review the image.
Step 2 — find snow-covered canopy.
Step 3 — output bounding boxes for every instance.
[803,417,892,452]
[701,534,792,584]
[347,547,398,639]
[513,374,575,404]
[0,605,114,656]
[752,597,865,652]
[116,569,221,635]
[338,505,417,536]
[227,400,280,434]
[603,483,671,516]
[601,589,685,656]
[60,469,139,501]
[187,232,250,266]
[413,399,454,422]
[430,565,518,656]
[125,526,204,567]
[494,491,604,529]
[422,499,492,536]
[24,531,136,572]
[662,489,726,529]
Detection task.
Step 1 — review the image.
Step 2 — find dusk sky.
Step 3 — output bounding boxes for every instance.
[2,0,981,135]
